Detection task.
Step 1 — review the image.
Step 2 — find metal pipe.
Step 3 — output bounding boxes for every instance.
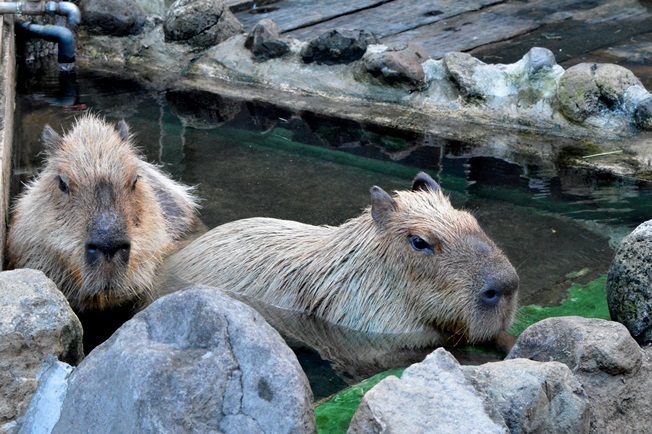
[45,1,81,29]
[0,1,46,15]
[16,21,75,64]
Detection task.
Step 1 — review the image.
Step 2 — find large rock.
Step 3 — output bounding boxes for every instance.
[607,220,652,344]
[164,0,243,49]
[350,347,590,433]
[80,0,148,36]
[509,316,652,433]
[301,29,379,66]
[0,269,83,429]
[557,63,642,123]
[349,348,507,434]
[51,286,316,434]
[245,19,291,62]
[364,43,430,90]
[465,358,590,433]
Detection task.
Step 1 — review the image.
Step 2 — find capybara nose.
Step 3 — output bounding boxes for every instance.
[86,240,131,264]
[479,274,518,308]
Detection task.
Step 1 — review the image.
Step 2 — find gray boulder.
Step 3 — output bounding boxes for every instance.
[349,347,590,433]
[349,348,507,434]
[364,43,430,90]
[634,95,652,130]
[245,19,291,62]
[557,62,642,123]
[0,269,83,429]
[607,219,652,344]
[164,0,243,49]
[80,0,148,36]
[465,358,590,433]
[301,29,379,66]
[509,316,652,433]
[522,46,557,75]
[51,286,316,434]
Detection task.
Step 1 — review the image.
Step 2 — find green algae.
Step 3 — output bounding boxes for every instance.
[509,275,610,337]
[314,275,610,433]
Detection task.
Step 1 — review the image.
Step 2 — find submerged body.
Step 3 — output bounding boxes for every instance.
[8,114,200,311]
[168,173,519,344]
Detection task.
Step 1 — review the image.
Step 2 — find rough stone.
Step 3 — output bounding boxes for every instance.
[348,348,508,434]
[607,220,652,344]
[51,286,316,434]
[245,19,290,62]
[164,0,243,49]
[523,46,557,75]
[443,51,488,100]
[364,42,430,89]
[557,62,643,123]
[509,316,652,433]
[301,29,379,66]
[81,0,148,36]
[464,358,590,433]
[634,95,652,130]
[0,269,83,428]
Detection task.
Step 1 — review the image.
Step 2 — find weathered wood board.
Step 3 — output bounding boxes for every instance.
[285,0,502,41]
[234,0,393,33]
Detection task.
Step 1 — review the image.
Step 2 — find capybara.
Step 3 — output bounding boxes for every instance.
[8,114,200,312]
[166,172,519,345]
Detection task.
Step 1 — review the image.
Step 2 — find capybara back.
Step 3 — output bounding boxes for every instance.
[167,172,518,345]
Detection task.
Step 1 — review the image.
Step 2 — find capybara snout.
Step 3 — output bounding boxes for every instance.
[167,171,519,345]
[8,114,199,311]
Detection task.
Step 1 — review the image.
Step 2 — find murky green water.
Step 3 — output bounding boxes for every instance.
[13,66,652,398]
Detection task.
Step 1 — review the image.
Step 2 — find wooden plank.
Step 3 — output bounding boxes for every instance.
[286,0,501,41]
[0,16,14,269]
[381,10,540,59]
[234,0,392,33]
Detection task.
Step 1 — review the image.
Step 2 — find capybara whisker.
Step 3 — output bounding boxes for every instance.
[8,114,200,313]
[167,172,519,345]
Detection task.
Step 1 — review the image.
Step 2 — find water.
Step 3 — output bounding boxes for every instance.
[13,64,652,398]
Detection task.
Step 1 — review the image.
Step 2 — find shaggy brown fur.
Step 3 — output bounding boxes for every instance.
[7,114,200,311]
[167,173,518,344]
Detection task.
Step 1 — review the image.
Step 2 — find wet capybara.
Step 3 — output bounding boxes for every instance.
[166,172,519,345]
[8,114,200,313]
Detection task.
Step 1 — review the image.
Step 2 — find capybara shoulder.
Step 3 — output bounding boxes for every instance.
[167,172,519,345]
[8,114,200,311]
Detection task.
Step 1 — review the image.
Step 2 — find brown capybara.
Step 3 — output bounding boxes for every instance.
[166,172,519,345]
[7,114,200,313]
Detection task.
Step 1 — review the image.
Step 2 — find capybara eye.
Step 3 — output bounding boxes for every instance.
[131,176,139,192]
[409,235,433,253]
[57,176,69,194]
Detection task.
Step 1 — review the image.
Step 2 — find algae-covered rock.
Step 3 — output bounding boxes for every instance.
[557,63,642,123]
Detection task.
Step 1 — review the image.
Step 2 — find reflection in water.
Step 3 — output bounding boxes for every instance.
[13,68,652,398]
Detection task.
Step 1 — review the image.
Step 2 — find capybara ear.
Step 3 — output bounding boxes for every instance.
[42,125,63,151]
[370,186,398,225]
[412,172,440,193]
[117,119,129,142]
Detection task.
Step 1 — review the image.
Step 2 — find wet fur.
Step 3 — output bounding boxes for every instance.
[167,175,518,344]
[8,114,199,311]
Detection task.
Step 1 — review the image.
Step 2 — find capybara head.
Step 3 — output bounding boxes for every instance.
[365,173,519,343]
[8,114,199,311]
[166,172,518,345]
